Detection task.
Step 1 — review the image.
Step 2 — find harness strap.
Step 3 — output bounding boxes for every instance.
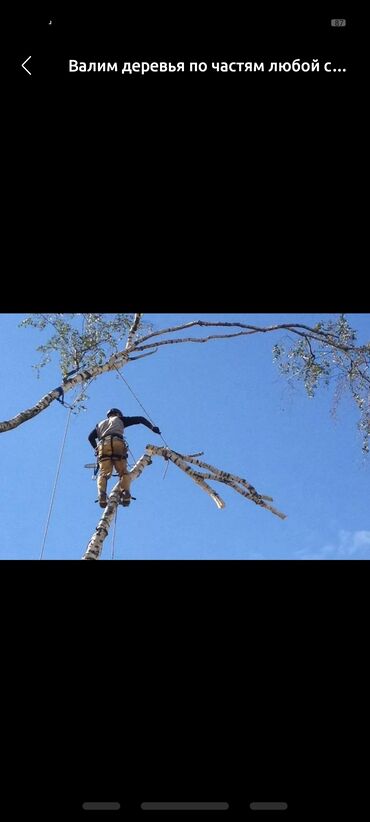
[97,434,128,461]
[98,455,127,462]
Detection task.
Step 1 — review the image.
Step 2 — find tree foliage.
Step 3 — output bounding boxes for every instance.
[272,315,370,453]
[18,313,151,412]
[2,313,369,454]
[19,313,147,379]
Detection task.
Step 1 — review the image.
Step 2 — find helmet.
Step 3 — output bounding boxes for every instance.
[107,408,123,418]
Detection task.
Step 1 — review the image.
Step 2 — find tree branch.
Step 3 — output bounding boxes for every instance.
[82,453,153,560]
[133,319,352,351]
[0,347,128,432]
[2,318,367,437]
[125,312,144,350]
[146,446,287,520]
[127,349,158,362]
[81,446,286,561]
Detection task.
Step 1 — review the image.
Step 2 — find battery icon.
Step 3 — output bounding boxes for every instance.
[331,19,346,26]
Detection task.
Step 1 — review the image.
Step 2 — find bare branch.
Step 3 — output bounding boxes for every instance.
[133,319,320,346]
[81,445,286,560]
[134,319,353,352]
[3,317,368,445]
[133,332,257,351]
[179,453,261,495]
[125,313,144,350]
[153,448,226,509]
[146,446,287,519]
[127,349,158,362]
[0,348,126,432]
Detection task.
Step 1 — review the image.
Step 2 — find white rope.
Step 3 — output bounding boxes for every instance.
[113,363,170,479]
[39,406,73,559]
[113,364,169,447]
[110,506,118,560]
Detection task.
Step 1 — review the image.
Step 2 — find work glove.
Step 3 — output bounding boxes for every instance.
[152,426,161,435]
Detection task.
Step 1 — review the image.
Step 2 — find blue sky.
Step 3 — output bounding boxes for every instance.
[1,313,369,560]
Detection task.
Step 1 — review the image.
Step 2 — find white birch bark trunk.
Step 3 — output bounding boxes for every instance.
[0,351,131,433]
[2,317,350,435]
[0,313,143,434]
[145,446,287,520]
[1,317,345,435]
[82,445,286,560]
[81,453,152,560]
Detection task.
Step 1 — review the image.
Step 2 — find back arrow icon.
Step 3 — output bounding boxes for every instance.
[22,56,31,75]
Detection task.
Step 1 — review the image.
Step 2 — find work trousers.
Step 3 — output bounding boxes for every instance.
[97,437,130,498]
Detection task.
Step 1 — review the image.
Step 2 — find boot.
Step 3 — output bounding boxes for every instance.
[119,490,131,507]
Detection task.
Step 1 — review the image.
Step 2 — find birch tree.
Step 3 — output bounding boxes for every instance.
[1,313,369,453]
[1,313,369,559]
[82,446,287,560]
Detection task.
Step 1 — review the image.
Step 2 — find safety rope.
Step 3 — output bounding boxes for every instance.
[113,364,169,447]
[39,404,73,559]
[112,364,170,480]
[110,506,118,560]
[57,375,95,410]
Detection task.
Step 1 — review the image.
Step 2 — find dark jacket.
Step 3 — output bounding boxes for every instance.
[88,416,158,449]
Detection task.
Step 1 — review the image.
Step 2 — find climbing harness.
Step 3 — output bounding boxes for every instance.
[85,368,169,491]
[81,369,167,559]
[39,366,167,561]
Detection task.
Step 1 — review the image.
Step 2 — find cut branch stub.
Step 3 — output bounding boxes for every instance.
[81,446,286,560]
[145,446,287,520]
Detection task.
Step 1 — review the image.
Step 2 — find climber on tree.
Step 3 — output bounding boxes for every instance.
[88,408,161,508]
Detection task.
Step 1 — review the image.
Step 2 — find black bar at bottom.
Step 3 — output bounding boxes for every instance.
[250,803,288,811]
[83,802,121,811]
[141,803,229,811]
